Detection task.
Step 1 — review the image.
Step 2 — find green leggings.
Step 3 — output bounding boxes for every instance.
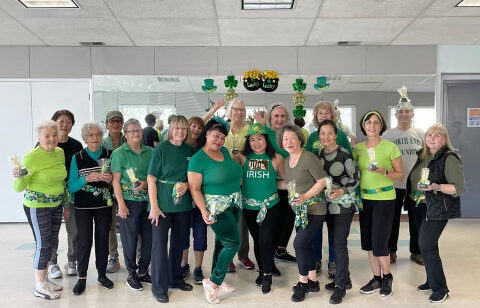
[210,207,240,285]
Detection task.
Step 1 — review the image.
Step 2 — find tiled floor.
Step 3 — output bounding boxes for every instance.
[1,219,478,307]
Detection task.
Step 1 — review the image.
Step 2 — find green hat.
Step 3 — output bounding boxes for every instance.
[202,78,217,93]
[246,123,267,137]
[313,76,330,91]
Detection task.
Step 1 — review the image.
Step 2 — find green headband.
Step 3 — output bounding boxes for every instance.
[362,111,383,128]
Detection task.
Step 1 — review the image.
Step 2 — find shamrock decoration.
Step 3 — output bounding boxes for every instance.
[224,75,238,102]
[292,78,306,118]
[293,78,306,92]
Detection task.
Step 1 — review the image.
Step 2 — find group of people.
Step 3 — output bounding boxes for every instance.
[13,94,465,305]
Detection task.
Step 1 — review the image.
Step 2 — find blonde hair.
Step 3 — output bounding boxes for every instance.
[167,115,190,143]
[313,101,337,128]
[421,123,455,159]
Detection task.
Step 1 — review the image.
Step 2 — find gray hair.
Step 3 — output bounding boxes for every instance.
[81,122,103,140]
[266,102,291,128]
[123,118,141,133]
[225,99,245,120]
[277,124,306,149]
[36,120,59,138]
[155,119,164,131]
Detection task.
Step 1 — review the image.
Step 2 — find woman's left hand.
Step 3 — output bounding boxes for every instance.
[293,194,308,206]
[419,183,438,191]
[133,180,148,192]
[329,189,344,200]
[370,167,387,176]
[63,207,70,221]
[176,182,189,197]
[100,174,113,183]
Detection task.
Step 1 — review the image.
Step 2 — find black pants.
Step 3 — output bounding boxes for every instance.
[416,204,449,294]
[118,200,152,276]
[359,199,395,257]
[75,207,112,278]
[151,210,191,297]
[331,210,354,288]
[243,204,280,274]
[294,215,325,276]
[388,189,421,254]
[274,189,295,249]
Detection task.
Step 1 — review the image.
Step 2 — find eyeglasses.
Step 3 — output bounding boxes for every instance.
[232,107,245,112]
[126,130,142,135]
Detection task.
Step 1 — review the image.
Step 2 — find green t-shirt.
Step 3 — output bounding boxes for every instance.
[305,128,352,157]
[188,147,242,196]
[242,153,279,210]
[353,139,401,200]
[147,141,194,213]
[14,146,67,208]
[111,143,153,201]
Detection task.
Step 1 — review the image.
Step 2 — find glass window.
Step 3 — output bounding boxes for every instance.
[118,105,176,128]
[389,107,435,133]
[304,106,356,135]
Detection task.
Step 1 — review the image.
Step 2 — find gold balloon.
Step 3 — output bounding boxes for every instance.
[293,91,305,105]
[224,88,238,102]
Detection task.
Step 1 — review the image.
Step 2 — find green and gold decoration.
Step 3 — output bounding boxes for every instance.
[224,75,239,101]
[292,78,307,118]
[242,69,261,91]
[201,78,217,93]
[313,76,329,92]
[260,70,279,92]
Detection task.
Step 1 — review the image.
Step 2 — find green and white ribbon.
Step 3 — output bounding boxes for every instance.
[243,193,278,224]
[82,185,113,206]
[325,191,357,214]
[204,192,241,216]
[24,187,68,207]
[121,184,148,201]
[413,189,426,207]
[289,195,323,229]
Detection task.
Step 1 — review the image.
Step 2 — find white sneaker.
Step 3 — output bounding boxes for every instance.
[218,281,235,293]
[65,262,78,276]
[46,277,63,291]
[202,279,220,304]
[48,264,63,279]
[34,282,60,300]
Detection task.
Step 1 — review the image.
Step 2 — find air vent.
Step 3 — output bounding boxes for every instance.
[79,42,105,46]
[337,41,361,46]
[327,76,343,81]
[157,77,180,83]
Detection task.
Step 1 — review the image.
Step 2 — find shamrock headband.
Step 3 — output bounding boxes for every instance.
[362,111,384,128]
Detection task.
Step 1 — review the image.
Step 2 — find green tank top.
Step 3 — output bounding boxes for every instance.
[242,152,279,210]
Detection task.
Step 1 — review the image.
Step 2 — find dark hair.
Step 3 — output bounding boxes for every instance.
[243,134,276,158]
[360,110,386,136]
[194,119,229,153]
[167,114,176,124]
[51,110,75,126]
[188,116,205,129]
[277,124,306,149]
[145,113,156,126]
[318,119,337,135]
[294,117,305,128]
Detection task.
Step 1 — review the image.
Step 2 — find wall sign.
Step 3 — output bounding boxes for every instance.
[468,108,480,127]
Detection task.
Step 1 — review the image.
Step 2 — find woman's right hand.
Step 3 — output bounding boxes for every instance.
[117,204,129,219]
[85,173,99,182]
[149,206,166,226]
[201,209,215,225]
[12,168,23,178]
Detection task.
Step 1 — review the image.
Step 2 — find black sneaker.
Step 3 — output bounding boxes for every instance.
[429,292,449,303]
[380,275,393,297]
[329,286,346,304]
[325,280,352,291]
[182,264,190,279]
[171,281,193,291]
[126,275,143,291]
[275,250,296,263]
[97,275,114,289]
[155,293,169,303]
[255,271,263,286]
[72,279,86,295]
[417,282,431,292]
[138,272,152,285]
[193,267,204,285]
[315,260,322,276]
[291,281,309,302]
[360,277,381,294]
[262,274,272,294]
[272,264,281,277]
[308,279,320,292]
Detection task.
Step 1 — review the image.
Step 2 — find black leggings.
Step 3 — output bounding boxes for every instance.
[331,210,354,288]
[274,189,295,249]
[294,215,325,276]
[389,189,421,254]
[359,199,395,257]
[243,204,280,274]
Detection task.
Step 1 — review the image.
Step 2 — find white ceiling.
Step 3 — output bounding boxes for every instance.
[0,0,479,46]
[93,74,435,94]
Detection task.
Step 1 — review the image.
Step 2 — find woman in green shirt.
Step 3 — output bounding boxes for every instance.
[147,115,194,303]
[353,110,403,298]
[13,120,68,300]
[111,118,153,291]
[235,123,284,294]
[188,119,242,304]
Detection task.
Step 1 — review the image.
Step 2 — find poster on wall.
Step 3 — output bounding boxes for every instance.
[467,108,480,128]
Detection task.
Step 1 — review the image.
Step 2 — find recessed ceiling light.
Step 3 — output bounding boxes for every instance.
[242,0,294,10]
[18,0,79,8]
[456,0,480,7]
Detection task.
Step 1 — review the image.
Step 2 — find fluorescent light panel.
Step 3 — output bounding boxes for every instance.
[18,0,78,8]
[456,0,480,7]
[243,0,294,10]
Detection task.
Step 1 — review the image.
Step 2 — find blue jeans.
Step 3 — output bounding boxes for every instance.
[312,213,336,262]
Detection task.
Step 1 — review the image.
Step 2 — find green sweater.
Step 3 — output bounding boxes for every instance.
[305,128,352,156]
[13,146,67,208]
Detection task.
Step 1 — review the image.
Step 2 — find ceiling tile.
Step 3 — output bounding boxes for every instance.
[19,17,134,46]
[320,0,433,18]
[215,0,322,19]
[392,17,480,44]
[307,18,413,45]
[122,19,219,46]
[218,19,314,46]
[0,0,112,18]
[0,10,45,45]
[104,0,215,19]
[423,0,480,17]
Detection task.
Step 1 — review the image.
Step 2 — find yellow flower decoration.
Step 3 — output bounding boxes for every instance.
[243,69,261,79]
[262,70,279,79]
